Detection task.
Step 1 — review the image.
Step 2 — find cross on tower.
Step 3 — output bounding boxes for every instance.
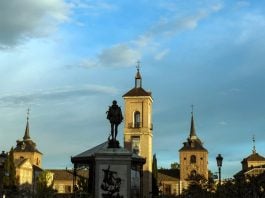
[27,108,30,121]
[252,135,256,153]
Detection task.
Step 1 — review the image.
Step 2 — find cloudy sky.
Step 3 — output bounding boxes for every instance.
[0,0,265,178]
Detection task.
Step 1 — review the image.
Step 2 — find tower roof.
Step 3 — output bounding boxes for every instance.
[179,110,207,152]
[189,112,197,140]
[242,152,265,162]
[123,63,152,97]
[14,109,42,154]
[23,111,30,140]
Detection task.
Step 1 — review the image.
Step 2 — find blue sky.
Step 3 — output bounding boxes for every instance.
[0,0,265,178]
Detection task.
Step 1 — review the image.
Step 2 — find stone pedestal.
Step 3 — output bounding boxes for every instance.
[71,141,145,198]
[95,147,131,198]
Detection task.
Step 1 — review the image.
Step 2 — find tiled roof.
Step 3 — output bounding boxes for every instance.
[72,141,108,159]
[234,165,265,178]
[123,87,151,97]
[14,158,29,168]
[14,139,42,154]
[71,141,145,165]
[179,139,207,151]
[243,152,265,162]
[48,169,88,180]
[157,169,180,181]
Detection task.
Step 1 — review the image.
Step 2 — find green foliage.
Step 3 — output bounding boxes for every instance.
[170,162,180,170]
[182,172,265,198]
[35,170,56,198]
[216,172,265,198]
[3,147,16,188]
[182,173,214,198]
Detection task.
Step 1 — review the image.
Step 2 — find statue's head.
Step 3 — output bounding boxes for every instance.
[112,100,117,105]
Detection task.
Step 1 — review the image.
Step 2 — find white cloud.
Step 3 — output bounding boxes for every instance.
[0,0,70,48]
[98,44,141,67]
[235,13,265,44]
[154,49,169,60]
[76,2,223,68]
[0,85,118,107]
[80,44,141,68]
[147,4,222,38]
[218,121,228,126]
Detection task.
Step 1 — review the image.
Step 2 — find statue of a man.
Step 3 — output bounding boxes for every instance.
[107,100,123,141]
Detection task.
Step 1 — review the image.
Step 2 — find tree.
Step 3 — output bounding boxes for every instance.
[152,154,159,197]
[3,147,16,188]
[170,162,180,169]
[35,170,56,198]
[182,173,213,198]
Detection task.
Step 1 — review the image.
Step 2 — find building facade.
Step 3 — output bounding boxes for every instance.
[235,140,265,178]
[123,67,153,197]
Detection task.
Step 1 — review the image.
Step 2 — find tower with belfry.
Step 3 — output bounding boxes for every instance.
[123,63,153,197]
[179,109,208,189]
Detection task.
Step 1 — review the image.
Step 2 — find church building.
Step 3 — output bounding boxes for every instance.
[123,66,153,197]
[13,110,43,186]
[179,111,208,188]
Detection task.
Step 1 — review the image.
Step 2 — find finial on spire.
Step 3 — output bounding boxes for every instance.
[135,60,142,88]
[136,60,141,71]
[252,135,256,154]
[191,104,194,115]
[189,105,197,139]
[23,108,31,140]
[27,108,30,122]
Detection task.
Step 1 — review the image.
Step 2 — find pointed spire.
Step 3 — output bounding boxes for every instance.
[189,105,197,139]
[252,135,256,154]
[135,60,142,88]
[23,108,31,141]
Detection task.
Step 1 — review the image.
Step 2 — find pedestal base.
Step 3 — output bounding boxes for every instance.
[108,139,120,148]
[95,147,131,198]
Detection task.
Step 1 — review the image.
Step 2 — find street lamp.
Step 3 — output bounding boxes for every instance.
[216,154,223,185]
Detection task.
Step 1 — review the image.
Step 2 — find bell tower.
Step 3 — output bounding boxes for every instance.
[123,63,153,197]
[13,109,42,168]
[179,109,208,188]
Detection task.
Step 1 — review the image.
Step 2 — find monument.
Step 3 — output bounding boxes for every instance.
[71,100,145,198]
[106,100,123,148]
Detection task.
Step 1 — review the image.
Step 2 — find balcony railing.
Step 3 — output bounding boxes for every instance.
[128,122,153,130]
[128,122,142,128]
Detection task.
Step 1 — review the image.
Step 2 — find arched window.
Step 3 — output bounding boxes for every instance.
[191,170,197,177]
[190,155,196,164]
[134,111,140,128]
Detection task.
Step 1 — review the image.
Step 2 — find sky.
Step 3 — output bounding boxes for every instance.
[0,0,265,179]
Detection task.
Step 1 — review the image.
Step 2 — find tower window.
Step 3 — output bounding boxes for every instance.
[136,78,141,88]
[134,111,141,128]
[191,170,197,177]
[190,155,196,164]
[131,136,140,154]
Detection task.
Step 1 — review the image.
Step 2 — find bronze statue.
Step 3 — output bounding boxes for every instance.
[107,100,123,142]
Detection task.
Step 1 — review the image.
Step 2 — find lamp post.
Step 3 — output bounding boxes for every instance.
[216,154,223,185]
